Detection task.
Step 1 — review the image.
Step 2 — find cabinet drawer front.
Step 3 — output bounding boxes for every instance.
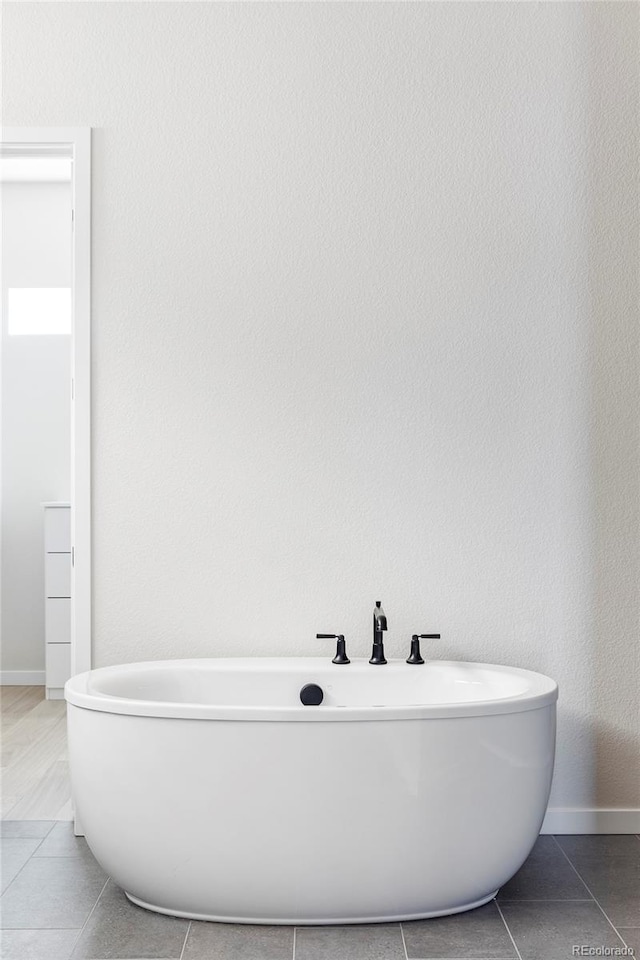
[46,598,71,643]
[46,643,71,688]
[45,553,71,598]
[44,508,71,553]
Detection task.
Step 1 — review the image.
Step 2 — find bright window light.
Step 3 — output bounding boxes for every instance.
[7,287,72,335]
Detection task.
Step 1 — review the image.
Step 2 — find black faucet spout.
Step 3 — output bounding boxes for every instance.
[370,601,388,665]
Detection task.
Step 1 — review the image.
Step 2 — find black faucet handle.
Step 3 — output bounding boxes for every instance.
[407,633,441,665]
[316,634,350,665]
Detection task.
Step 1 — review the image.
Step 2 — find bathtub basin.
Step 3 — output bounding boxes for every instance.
[66,657,557,924]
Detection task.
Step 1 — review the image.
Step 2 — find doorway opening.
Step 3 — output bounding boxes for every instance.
[0,127,91,815]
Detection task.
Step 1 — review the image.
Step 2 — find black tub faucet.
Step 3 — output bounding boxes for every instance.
[370,601,388,665]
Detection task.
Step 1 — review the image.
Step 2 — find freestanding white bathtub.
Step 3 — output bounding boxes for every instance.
[66,657,557,924]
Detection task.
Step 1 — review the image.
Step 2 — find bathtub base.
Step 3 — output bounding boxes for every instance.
[124,889,500,925]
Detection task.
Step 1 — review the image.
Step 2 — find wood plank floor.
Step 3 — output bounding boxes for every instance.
[0,686,72,820]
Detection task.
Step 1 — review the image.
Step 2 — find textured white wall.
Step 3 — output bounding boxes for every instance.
[1,182,72,672]
[3,2,638,811]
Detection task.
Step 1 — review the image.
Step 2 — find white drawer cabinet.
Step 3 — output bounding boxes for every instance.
[45,553,71,598]
[42,503,71,699]
[45,598,71,643]
[45,507,72,552]
[46,643,71,690]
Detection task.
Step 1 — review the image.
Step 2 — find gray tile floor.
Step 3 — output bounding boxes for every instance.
[1,823,638,960]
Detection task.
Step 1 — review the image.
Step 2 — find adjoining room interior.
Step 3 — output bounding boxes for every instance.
[1,148,74,820]
[0,3,638,960]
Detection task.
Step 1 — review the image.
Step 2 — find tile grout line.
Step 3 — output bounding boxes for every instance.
[30,855,102,860]
[66,874,110,956]
[399,921,410,960]
[178,918,192,960]
[0,833,47,897]
[551,836,631,950]
[0,821,56,838]
[496,898,593,903]
[495,898,524,960]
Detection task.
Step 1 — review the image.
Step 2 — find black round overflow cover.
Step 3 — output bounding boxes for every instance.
[300,683,324,706]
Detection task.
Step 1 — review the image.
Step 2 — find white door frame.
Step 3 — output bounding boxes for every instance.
[2,127,92,677]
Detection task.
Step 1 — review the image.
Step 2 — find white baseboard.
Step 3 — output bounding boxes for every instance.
[0,671,45,685]
[541,807,640,834]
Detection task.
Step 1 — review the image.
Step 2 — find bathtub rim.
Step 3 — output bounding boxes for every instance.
[65,657,558,722]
